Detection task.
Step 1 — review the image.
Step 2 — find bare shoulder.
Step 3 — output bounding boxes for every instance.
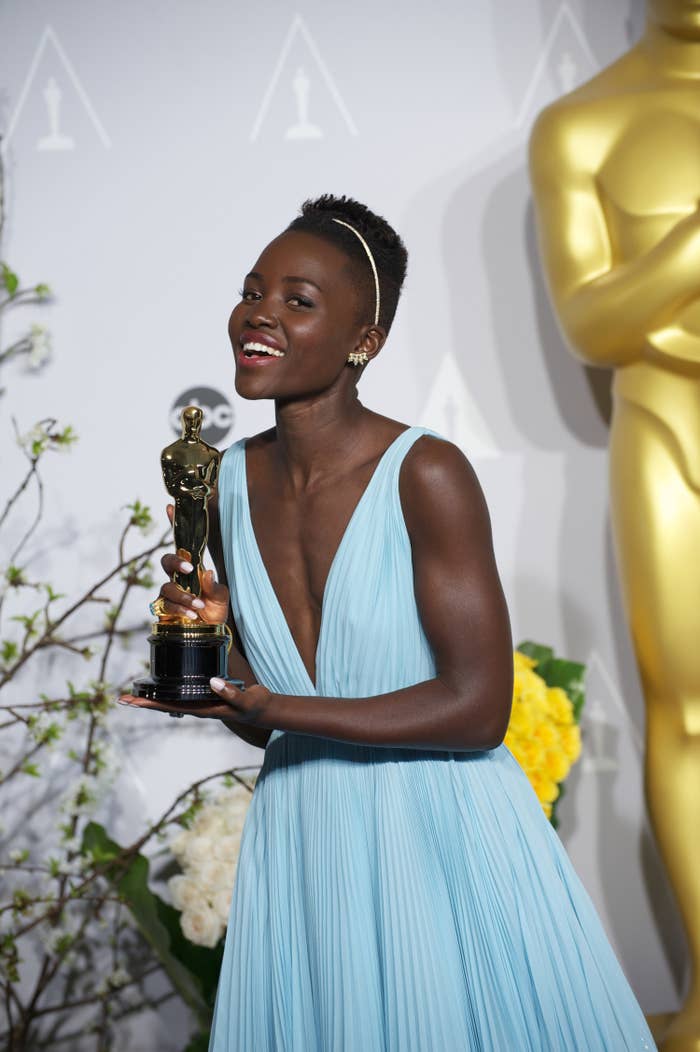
[399,435,492,540]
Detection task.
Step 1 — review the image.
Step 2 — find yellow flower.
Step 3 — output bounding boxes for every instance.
[513,738,546,774]
[559,724,582,763]
[507,649,583,818]
[514,650,537,671]
[530,772,560,804]
[534,723,558,749]
[544,748,571,783]
[508,700,535,738]
[521,675,548,712]
[546,686,574,726]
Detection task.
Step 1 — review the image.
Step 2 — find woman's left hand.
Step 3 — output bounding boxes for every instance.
[118,679,273,724]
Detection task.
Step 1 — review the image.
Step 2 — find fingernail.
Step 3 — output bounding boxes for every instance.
[117,699,132,706]
[186,609,198,620]
[179,561,194,573]
[192,598,205,609]
[210,677,226,691]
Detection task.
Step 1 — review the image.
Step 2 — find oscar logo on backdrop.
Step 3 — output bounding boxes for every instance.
[285,67,322,140]
[36,76,74,151]
[529,2,700,1048]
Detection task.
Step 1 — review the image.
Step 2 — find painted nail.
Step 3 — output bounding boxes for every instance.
[186,609,198,620]
[117,699,132,706]
[210,677,226,692]
[191,598,205,609]
[179,560,194,573]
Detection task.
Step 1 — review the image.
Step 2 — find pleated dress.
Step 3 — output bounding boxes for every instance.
[209,426,656,1052]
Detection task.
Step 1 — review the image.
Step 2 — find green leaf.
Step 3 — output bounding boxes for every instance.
[126,500,154,531]
[516,641,553,667]
[516,642,586,722]
[35,283,51,299]
[541,658,586,721]
[182,1032,212,1052]
[1,640,19,664]
[6,565,26,587]
[81,822,215,1025]
[21,762,40,777]
[1,263,19,296]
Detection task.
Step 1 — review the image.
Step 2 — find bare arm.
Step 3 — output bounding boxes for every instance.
[529,108,700,367]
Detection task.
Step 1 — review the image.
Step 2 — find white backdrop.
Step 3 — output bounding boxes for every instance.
[1,0,686,1029]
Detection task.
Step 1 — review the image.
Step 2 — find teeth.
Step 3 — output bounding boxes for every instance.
[242,341,285,358]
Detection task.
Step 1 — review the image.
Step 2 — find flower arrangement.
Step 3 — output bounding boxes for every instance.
[168,780,256,948]
[505,642,585,827]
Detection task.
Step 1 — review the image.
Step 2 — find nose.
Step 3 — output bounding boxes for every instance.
[246,296,277,328]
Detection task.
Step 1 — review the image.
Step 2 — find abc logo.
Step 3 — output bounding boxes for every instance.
[169,388,234,446]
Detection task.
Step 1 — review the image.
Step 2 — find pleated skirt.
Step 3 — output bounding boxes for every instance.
[208,731,655,1051]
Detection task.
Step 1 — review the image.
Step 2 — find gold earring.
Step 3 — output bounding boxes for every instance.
[347,351,369,366]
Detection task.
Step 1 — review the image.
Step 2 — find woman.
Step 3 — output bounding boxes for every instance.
[122,196,656,1050]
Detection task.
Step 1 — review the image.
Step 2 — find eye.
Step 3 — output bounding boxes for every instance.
[238,287,261,302]
[287,294,314,309]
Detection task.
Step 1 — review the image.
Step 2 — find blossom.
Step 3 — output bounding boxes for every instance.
[559,724,582,763]
[166,781,254,947]
[505,650,583,818]
[27,324,51,369]
[169,875,202,913]
[180,905,223,949]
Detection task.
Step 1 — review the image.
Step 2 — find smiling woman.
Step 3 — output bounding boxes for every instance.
[121,195,656,1050]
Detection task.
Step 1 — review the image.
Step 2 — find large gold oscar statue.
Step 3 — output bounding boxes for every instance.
[529,3,700,1048]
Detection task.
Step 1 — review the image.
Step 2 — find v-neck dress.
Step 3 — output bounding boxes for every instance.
[209,426,656,1052]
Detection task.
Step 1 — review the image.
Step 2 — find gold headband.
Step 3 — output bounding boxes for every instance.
[331,218,380,327]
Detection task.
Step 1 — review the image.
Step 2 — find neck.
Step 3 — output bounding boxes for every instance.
[273,383,367,487]
[642,16,700,76]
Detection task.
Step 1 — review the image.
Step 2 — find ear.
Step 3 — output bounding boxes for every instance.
[353,324,387,363]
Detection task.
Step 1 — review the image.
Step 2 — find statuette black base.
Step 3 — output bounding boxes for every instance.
[132,621,242,710]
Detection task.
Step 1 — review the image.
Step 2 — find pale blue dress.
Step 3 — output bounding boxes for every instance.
[210,426,656,1052]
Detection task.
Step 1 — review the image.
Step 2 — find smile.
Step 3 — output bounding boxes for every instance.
[241,341,286,359]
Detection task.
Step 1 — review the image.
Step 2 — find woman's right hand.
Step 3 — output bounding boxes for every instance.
[158,504,230,624]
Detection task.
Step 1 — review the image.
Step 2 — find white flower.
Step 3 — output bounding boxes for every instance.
[168,830,190,860]
[168,874,200,912]
[191,810,225,837]
[18,422,50,456]
[27,324,51,369]
[211,886,233,924]
[181,834,214,866]
[166,780,254,945]
[197,859,231,892]
[107,967,130,989]
[9,848,26,863]
[213,834,242,863]
[180,905,223,948]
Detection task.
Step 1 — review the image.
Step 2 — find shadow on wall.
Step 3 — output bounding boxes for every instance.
[434,0,683,1001]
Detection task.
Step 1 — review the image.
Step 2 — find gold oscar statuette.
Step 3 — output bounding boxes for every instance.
[133,405,239,710]
[529,3,700,1047]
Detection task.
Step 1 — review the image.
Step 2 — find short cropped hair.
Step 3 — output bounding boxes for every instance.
[286,194,408,333]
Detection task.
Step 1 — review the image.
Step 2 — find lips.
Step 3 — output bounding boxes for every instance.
[237,330,286,367]
[239,330,285,353]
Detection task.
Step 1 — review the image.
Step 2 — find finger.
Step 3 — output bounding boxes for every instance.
[160,581,205,615]
[209,677,246,705]
[118,694,235,719]
[161,553,194,576]
[166,503,174,523]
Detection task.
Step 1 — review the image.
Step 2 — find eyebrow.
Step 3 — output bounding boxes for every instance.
[245,271,323,292]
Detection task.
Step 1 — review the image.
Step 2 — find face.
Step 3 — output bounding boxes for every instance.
[228,230,380,403]
[648,0,700,34]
